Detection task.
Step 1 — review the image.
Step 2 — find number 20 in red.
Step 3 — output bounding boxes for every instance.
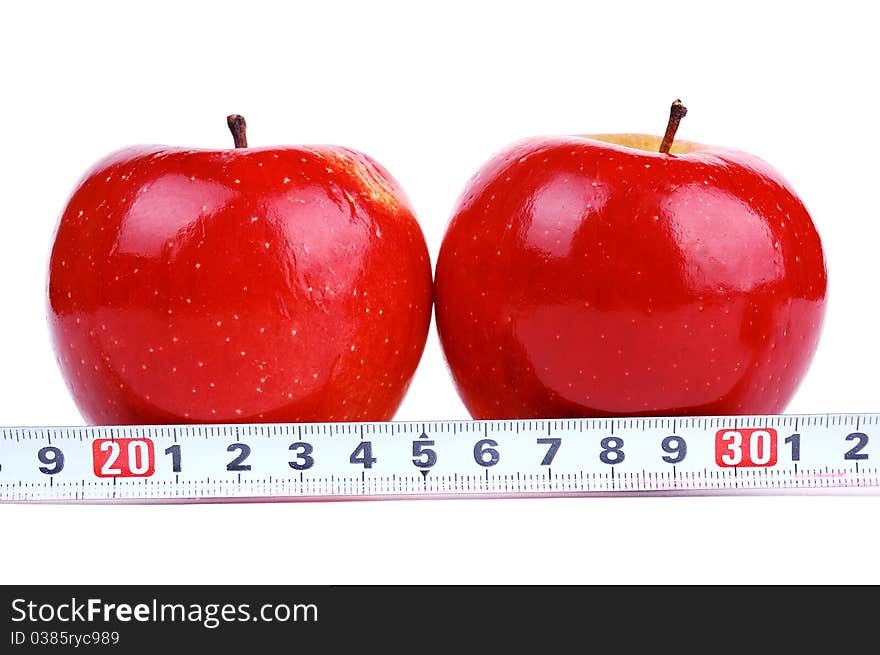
[92,438,156,477]
[715,428,778,467]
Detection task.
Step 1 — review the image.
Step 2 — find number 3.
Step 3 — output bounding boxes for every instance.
[719,431,743,466]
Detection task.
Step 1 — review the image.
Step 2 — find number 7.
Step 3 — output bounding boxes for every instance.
[537,438,561,466]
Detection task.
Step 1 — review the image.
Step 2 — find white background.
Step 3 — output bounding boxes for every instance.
[1,0,879,584]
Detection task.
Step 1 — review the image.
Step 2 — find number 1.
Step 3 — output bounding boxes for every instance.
[165,444,182,472]
[784,433,800,462]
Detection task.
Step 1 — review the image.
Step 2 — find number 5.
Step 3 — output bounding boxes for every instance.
[412,439,437,469]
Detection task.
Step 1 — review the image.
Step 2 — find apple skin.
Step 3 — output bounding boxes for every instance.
[48,143,432,424]
[435,134,827,419]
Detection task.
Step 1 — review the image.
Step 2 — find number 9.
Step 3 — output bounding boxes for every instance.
[661,436,687,464]
[38,446,65,474]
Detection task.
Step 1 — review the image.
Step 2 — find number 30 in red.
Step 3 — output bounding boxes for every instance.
[714,428,778,468]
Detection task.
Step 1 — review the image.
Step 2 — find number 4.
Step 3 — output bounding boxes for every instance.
[350,441,377,469]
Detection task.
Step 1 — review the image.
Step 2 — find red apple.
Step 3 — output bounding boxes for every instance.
[435,101,827,419]
[48,115,432,424]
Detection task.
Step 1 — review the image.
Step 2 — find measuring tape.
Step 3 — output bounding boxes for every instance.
[0,413,878,502]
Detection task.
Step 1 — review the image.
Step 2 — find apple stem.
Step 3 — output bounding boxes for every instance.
[659,100,688,154]
[226,114,248,148]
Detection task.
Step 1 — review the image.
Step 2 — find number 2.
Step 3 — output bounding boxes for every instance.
[226,443,252,471]
[99,441,122,475]
[845,433,869,460]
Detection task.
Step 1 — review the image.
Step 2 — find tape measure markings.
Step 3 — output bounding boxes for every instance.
[0,413,878,501]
